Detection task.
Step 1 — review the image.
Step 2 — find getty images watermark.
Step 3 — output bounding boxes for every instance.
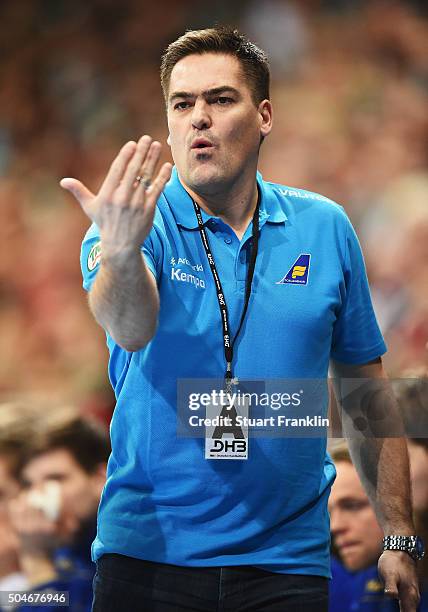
[176,377,428,439]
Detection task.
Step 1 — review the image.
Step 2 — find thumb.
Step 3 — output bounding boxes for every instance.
[60,178,94,210]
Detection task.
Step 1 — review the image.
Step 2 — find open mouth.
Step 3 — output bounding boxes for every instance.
[191,139,214,150]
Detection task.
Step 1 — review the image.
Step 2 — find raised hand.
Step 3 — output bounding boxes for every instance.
[8,488,77,555]
[60,135,172,255]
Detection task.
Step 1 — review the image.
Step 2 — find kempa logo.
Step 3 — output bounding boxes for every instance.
[171,256,204,272]
[171,267,206,289]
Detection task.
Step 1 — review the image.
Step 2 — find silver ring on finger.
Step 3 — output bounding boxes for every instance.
[136,175,151,190]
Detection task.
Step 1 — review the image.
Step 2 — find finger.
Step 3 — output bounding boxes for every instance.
[98,140,137,199]
[144,162,172,204]
[60,178,94,211]
[120,135,153,196]
[131,162,171,227]
[131,144,164,204]
[131,147,163,207]
[384,577,399,600]
[137,140,162,189]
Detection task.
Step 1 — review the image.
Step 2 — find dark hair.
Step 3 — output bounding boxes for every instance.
[0,402,39,480]
[22,409,110,475]
[329,440,352,464]
[160,25,270,106]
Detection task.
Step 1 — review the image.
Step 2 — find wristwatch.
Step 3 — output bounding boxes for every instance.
[383,535,425,561]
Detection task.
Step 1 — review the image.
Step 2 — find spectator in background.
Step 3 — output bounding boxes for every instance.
[0,1,427,399]
[328,441,428,612]
[9,408,110,612]
[395,376,428,599]
[407,436,428,602]
[0,402,36,596]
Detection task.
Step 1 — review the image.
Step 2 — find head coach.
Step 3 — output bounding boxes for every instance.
[61,26,423,612]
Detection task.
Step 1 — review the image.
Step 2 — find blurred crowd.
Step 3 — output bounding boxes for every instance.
[0,2,427,607]
[0,0,427,404]
[0,402,109,611]
[0,383,427,611]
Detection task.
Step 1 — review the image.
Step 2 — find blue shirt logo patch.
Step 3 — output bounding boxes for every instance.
[277,254,311,285]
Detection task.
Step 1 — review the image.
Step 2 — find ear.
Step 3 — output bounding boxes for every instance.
[258,100,273,139]
[167,134,171,146]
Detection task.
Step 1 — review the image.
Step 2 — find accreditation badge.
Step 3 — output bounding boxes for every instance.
[204,390,249,460]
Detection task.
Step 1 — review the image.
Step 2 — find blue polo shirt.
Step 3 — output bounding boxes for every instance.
[81,168,386,576]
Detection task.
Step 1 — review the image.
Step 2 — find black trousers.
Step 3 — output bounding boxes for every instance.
[92,553,329,612]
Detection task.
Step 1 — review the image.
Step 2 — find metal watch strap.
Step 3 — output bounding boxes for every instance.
[382,535,423,560]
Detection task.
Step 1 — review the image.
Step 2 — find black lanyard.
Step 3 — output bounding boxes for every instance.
[192,197,260,389]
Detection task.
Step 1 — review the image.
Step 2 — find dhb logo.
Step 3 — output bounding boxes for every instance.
[211,440,247,454]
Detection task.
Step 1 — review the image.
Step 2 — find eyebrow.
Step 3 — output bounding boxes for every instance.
[169,86,241,104]
[331,496,370,507]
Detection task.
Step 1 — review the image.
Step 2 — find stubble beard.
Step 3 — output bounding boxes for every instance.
[186,158,228,195]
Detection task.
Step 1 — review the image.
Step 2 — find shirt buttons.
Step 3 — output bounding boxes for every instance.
[239,252,246,263]
[224,237,232,245]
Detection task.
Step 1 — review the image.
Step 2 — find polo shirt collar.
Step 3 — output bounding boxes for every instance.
[257,172,288,225]
[162,166,287,230]
[163,167,210,229]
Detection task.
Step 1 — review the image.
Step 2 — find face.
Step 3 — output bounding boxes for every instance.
[166,53,272,196]
[22,448,105,531]
[0,456,20,511]
[329,460,384,571]
[0,456,21,574]
[407,440,428,514]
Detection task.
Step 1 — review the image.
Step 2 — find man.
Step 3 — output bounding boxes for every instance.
[395,376,428,515]
[61,26,422,612]
[328,442,428,611]
[329,442,385,575]
[9,408,110,611]
[408,437,428,516]
[396,376,428,596]
[329,441,423,611]
[0,402,34,602]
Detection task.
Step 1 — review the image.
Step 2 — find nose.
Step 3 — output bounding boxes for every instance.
[330,508,348,538]
[191,99,212,130]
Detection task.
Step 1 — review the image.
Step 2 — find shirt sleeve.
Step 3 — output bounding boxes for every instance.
[330,215,387,364]
[80,224,102,292]
[80,223,164,293]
